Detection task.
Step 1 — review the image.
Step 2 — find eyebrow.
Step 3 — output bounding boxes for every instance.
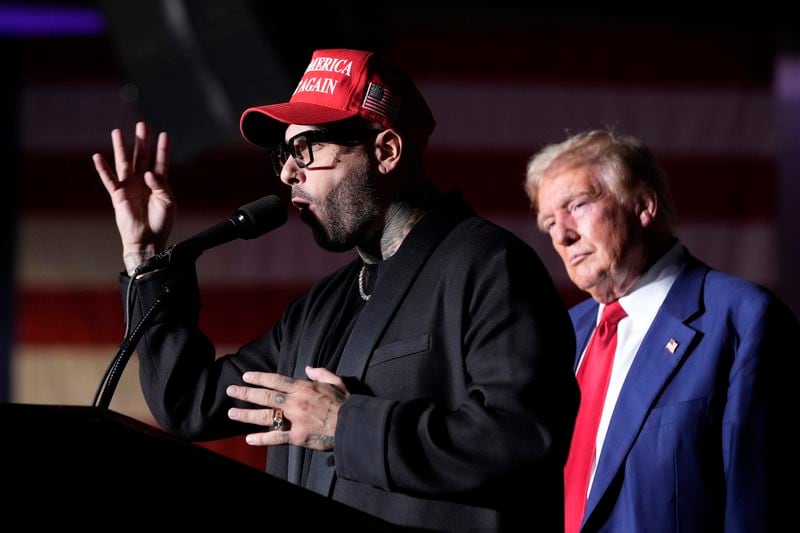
[536,192,571,229]
[536,189,599,230]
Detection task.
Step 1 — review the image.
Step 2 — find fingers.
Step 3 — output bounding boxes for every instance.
[107,122,167,182]
[226,383,286,407]
[132,121,150,174]
[92,153,118,195]
[227,406,284,428]
[244,429,291,447]
[228,408,292,446]
[111,128,130,180]
[154,131,170,178]
[241,371,296,391]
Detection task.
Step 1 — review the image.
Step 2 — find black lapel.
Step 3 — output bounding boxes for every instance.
[305,194,473,496]
[286,264,359,486]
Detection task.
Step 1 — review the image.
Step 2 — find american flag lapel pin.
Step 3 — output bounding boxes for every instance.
[665,338,679,354]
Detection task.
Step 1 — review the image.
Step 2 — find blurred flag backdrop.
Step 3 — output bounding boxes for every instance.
[6,7,796,469]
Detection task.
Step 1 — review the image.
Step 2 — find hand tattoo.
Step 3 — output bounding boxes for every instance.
[306,434,335,447]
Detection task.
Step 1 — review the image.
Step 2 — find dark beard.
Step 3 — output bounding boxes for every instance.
[298,157,382,252]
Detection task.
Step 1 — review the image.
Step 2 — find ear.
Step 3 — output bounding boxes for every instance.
[637,190,658,228]
[373,129,402,174]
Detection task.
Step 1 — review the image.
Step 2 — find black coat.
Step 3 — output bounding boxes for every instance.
[129,195,578,532]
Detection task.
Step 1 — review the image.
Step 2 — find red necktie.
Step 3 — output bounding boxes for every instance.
[564,300,627,533]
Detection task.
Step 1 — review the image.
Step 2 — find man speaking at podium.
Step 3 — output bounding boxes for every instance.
[92,48,578,532]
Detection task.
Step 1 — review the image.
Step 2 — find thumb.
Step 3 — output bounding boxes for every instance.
[305,366,343,386]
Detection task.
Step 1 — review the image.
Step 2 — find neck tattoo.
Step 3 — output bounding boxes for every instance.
[358,264,372,301]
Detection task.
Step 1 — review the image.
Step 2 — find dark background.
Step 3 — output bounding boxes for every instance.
[2,1,798,468]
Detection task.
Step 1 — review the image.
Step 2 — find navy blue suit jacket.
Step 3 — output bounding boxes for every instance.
[570,252,798,532]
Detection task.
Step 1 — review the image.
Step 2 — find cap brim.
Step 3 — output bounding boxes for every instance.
[240,103,359,147]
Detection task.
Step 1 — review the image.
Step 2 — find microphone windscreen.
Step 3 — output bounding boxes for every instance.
[237,195,287,238]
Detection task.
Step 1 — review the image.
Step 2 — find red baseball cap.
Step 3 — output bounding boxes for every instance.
[240,48,436,148]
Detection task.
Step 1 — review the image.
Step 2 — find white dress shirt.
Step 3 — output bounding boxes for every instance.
[578,242,685,495]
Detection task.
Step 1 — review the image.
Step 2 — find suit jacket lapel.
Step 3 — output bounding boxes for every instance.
[583,257,707,526]
[305,195,473,497]
[572,304,598,370]
[287,270,358,486]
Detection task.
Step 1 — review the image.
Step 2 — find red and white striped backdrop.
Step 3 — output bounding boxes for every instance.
[13,26,787,468]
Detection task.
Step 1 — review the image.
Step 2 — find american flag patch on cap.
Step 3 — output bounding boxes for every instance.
[362,82,401,122]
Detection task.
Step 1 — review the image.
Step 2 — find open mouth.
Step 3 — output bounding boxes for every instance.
[297,203,317,226]
[291,197,310,210]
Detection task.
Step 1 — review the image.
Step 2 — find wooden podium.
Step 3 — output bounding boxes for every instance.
[0,403,406,529]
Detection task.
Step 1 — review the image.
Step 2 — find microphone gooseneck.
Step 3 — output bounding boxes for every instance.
[92,195,287,409]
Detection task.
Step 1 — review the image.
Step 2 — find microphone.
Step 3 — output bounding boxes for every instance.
[134,195,287,275]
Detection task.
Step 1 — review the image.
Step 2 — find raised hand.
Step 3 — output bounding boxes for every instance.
[93,121,176,274]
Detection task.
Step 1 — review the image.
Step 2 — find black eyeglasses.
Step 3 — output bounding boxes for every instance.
[269,128,382,176]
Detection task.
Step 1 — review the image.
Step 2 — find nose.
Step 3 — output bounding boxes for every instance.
[279,158,304,186]
[551,211,579,247]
